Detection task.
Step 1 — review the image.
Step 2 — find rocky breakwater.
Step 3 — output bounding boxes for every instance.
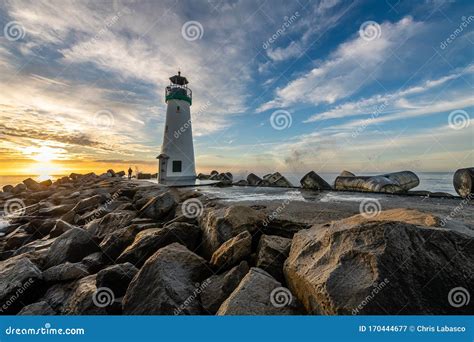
[0,171,473,315]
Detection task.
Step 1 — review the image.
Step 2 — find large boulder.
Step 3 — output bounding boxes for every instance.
[201,261,249,313]
[139,191,177,220]
[117,222,200,267]
[45,228,100,268]
[96,263,138,297]
[123,243,210,315]
[42,262,89,283]
[300,171,332,190]
[23,177,45,191]
[256,235,291,281]
[247,173,262,186]
[453,167,474,198]
[86,210,136,239]
[217,268,301,315]
[0,256,44,314]
[49,220,76,238]
[62,275,107,315]
[199,205,265,258]
[99,225,138,260]
[210,231,252,269]
[334,171,419,193]
[284,209,474,314]
[71,194,105,215]
[17,301,56,315]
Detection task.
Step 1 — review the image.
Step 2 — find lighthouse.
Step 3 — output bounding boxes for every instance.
[157,71,196,184]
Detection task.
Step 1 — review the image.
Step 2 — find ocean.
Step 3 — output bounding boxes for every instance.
[0,172,458,194]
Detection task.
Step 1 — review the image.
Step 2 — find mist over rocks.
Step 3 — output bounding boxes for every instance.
[0,170,472,315]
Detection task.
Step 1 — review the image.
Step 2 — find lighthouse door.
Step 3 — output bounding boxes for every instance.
[159,159,168,183]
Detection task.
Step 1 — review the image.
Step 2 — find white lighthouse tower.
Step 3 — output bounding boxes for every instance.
[157,71,196,184]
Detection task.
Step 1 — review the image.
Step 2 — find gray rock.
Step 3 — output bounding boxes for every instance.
[247,173,262,186]
[339,170,355,177]
[45,227,100,268]
[139,191,177,220]
[217,268,301,315]
[453,167,474,198]
[38,204,74,217]
[2,184,14,192]
[17,301,56,315]
[300,171,332,190]
[43,262,89,282]
[12,183,27,194]
[117,222,200,267]
[256,234,291,281]
[210,231,252,269]
[199,205,265,258]
[50,220,76,238]
[5,231,33,250]
[0,256,44,314]
[81,252,109,274]
[63,275,107,315]
[23,178,45,191]
[96,263,138,297]
[233,180,248,186]
[284,209,474,314]
[86,210,136,239]
[123,243,210,315]
[99,226,137,260]
[71,194,105,214]
[201,261,249,313]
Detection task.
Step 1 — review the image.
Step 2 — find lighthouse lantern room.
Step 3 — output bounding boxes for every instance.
[157,71,196,184]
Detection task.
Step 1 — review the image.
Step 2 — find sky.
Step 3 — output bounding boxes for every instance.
[0,0,473,178]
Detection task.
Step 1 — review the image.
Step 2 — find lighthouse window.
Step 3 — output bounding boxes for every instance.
[172,160,182,172]
[176,106,180,112]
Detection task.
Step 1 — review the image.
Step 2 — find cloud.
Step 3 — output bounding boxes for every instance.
[258,16,423,112]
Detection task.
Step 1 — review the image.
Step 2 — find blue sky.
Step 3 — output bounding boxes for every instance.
[0,0,473,176]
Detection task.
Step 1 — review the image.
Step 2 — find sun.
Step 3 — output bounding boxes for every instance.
[32,146,59,162]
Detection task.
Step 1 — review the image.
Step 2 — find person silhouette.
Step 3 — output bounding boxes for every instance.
[128,167,133,180]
